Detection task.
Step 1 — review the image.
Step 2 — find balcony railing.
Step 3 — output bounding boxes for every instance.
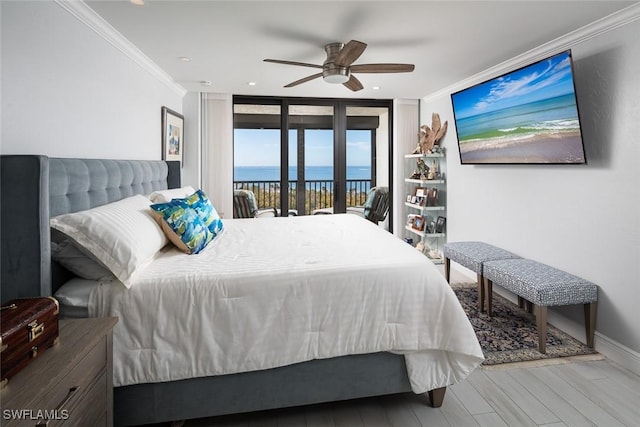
[234,179,372,216]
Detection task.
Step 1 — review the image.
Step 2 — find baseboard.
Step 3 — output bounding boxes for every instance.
[449,264,640,376]
[593,331,640,376]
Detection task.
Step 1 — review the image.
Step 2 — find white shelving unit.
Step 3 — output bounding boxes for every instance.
[403,152,446,264]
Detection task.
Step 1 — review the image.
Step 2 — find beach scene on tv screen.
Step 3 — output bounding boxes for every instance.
[452,51,585,164]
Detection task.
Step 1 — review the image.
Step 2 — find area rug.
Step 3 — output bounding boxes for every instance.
[452,283,599,366]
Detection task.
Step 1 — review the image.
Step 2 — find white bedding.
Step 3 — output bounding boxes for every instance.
[88,214,484,390]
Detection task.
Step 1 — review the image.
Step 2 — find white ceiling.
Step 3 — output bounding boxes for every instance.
[85,1,634,99]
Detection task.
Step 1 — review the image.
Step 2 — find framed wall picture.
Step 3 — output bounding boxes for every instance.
[435,216,446,233]
[161,107,184,163]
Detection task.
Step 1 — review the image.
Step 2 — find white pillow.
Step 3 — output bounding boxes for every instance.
[148,186,196,203]
[50,194,167,288]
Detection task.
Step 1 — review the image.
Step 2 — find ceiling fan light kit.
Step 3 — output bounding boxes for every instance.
[264,40,414,92]
[323,71,349,84]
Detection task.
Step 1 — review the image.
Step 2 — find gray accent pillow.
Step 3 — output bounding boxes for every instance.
[51,239,115,281]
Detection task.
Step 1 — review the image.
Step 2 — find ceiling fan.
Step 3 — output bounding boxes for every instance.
[264,40,415,91]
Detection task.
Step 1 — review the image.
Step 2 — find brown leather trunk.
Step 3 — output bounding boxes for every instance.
[1,297,60,387]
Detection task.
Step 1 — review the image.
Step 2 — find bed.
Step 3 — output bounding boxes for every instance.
[0,155,483,426]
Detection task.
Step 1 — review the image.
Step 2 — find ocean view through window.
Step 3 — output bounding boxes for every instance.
[234,128,373,215]
[234,165,372,182]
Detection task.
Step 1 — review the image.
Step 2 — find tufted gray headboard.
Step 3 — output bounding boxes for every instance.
[0,155,181,303]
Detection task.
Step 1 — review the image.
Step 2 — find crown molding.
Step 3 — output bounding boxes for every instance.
[423,2,640,103]
[54,0,187,98]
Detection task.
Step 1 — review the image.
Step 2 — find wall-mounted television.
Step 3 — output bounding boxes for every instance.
[451,50,586,164]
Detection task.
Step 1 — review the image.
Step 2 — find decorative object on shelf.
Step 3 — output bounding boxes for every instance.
[428,160,439,179]
[427,246,441,259]
[161,106,184,164]
[416,241,441,260]
[412,113,449,154]
[435,216,446,233]
[412,215,425,231]
[426,188,438,206]
[409,158,429,180]
[414,187,427,206]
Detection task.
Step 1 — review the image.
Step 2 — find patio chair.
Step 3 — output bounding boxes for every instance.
[314,186,390,224]
[358,186,390,223]
[233,189,277,218]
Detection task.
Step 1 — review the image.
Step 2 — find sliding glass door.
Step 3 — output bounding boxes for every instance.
[233,97,393,228]
[232,102,282,212]
[288,104,334,215]
[345,105,390,212]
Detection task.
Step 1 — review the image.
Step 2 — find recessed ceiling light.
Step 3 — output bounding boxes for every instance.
[130,0,144,5]
[372,86,380,91]
[248,82,257,86]
[178,57,191,62]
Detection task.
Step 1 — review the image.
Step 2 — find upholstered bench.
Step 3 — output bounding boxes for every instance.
[443,241,521,312]
[483,258,598,354]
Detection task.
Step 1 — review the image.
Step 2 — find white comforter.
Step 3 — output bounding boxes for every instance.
[89,214,483,390]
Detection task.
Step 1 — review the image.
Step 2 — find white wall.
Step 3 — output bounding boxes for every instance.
[420,15,640,364]
[0,1,183,159]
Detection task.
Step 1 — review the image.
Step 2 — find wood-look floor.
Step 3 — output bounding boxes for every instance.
[178,354,639,427]
[173,269,640,427]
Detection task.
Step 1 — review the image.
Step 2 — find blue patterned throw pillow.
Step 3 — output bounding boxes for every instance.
[181,189,224,237]
[150,200,213,254]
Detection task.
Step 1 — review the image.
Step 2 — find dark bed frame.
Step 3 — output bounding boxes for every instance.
[0,155,445,426]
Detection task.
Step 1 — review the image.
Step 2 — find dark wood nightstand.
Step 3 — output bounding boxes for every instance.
[1,317,118,426]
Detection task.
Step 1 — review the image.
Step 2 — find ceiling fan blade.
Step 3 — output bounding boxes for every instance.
[334,40,367,67]
[284,73,323,88]
[343,75,364,92]
[350,63,415,73]
[264,59,322,69]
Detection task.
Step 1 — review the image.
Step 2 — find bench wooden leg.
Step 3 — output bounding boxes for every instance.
[483,277,493,316]
[535,305,547,354]
[517,297,533,313]
[477,273,485,313]
[584,302,597,348]
[428,386,447,407]
[444,257,451,283]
